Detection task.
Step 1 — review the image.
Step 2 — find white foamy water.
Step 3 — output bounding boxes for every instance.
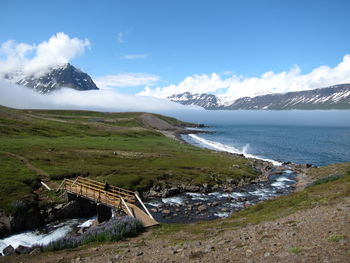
[271,181,287,188]
[146,201,163,207]
[214,212,230,218]
[0,219,78,255]
[186,192,209,201]
[276,176,294,182]
[188,134,282,166]
[78,219,95,228]
[161,196,184,205]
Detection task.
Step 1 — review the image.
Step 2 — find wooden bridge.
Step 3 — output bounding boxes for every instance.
[58,177,159,227]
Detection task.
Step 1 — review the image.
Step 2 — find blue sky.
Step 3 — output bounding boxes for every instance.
[1,0,350,98]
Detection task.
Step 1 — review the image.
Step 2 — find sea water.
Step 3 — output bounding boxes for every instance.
[171,110,350,166]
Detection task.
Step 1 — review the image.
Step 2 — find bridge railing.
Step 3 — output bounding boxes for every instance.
[61,177,136,204]
[76,177,136,202]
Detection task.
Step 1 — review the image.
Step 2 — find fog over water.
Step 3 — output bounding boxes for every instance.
[1,79,349,166]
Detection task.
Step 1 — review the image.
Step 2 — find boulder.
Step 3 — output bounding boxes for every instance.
[197,205,207,212]
[3,245,15,256]
[0,215,11,238]
[162,209,171,216]
[150,208,158,213]
[15,245,30,254]
[29,248,41,255]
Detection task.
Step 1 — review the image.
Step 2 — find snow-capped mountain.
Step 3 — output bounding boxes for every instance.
[168,92,221,109]
[168,84,350,110]
[15,63,99,93]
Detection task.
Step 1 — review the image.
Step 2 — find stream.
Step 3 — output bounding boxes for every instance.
[0,217,95,255]
[145,168,297,223]
[0,168,297,255]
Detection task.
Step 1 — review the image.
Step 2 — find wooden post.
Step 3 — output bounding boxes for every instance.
[121,197,134,217]
[135,194,154,220]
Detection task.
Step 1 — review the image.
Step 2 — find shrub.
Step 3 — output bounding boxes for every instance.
[327,234,346,242]
[289,247,303,254]
[41,216,142,251]
[311,174,345,186]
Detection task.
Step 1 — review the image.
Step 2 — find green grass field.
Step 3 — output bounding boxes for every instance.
[0,105,257,215]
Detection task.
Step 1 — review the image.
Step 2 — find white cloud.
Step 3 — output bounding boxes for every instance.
[0,32,90,77]
[117,32,124,43]
[94,73,160,89]
[122,54,149,60]
[0,79,200,113]
[139,55,350,103]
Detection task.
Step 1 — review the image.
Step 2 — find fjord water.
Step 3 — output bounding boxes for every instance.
[173,110,350,166]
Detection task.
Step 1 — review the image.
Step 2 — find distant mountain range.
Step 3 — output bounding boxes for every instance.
[168,84,350,110]
[13,63,98,93]
[5,63,350,110]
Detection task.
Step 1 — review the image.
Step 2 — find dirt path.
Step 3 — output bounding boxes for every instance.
[1,151,50,181]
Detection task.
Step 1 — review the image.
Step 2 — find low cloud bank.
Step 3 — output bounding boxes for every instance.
[0,80,201,113]
[139,55,350,103]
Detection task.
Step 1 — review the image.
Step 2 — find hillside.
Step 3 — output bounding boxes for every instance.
[0,105,260,236]
[0,105,349,262]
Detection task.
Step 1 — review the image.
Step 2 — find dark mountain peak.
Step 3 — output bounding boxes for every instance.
[16,63,99,94]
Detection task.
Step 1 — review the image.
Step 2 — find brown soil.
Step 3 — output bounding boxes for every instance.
[5,197,349,263]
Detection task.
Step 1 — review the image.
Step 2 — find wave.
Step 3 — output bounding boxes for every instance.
[188,134,282,166]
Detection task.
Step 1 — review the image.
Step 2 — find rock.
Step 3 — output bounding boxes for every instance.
[220,207,229,212]
[194,241,202,247]
[29,248,41,255]
[135,251,143,256]
[0,214,11,238]
[150,208,158,213]
[211,202,219,206]
[54,204,64,210]
[217,239,230,245]
[197,205,207,212]
[3,245,15,256]
[189,248,204,258]
[15,245,30,254]
[205,245,215,252]
[51,196,96,221]
[162,209,171,216]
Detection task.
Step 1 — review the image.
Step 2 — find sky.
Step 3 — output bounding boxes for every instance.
[1,0,350,103]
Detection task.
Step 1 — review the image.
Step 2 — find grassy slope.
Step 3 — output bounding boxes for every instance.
[0,106,257,214]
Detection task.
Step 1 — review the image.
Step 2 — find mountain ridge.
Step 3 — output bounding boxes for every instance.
[168,84,350,110]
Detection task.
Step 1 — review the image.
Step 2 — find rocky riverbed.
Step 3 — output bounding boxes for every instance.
[145,167,297,223]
